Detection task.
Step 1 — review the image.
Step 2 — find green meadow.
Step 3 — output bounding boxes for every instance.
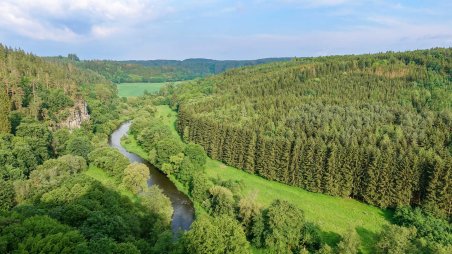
[117,82,170,97]
[205,158,391,252]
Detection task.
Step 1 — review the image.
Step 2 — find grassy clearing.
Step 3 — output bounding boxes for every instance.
[154,105,181,138]
[117,82,166,97]
[84,166,137,202]
[205,158,391,252]
[117,81,185,97]
[121,134,148,159]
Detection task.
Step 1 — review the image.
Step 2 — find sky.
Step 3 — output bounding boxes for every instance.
[0,0,451,60]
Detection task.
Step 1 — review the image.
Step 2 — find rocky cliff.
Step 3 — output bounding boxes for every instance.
[59,101,90,129]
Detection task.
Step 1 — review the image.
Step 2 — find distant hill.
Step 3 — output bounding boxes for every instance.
[48,56,292,83]
[122,58,291,69]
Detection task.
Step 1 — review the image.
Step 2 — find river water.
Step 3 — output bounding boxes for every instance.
[108,121,195,232]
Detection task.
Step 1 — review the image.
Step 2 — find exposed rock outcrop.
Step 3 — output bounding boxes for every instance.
[59,101,90,129]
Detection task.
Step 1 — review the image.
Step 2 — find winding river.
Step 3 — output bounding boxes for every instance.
[108,121,195,232]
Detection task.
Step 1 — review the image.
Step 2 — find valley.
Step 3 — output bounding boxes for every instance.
[1,2,451,253]
[0,44,450,254]
[121,105,392,253]
[117,82,177,97]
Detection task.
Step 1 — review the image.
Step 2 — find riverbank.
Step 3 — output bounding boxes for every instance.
[110,121,195,232]
[125,105,392,253]
[120,131,208,217]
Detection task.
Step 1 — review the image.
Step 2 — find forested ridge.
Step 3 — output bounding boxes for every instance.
[48,55,291,83]
[126,98,451,253]
[0,45,111,130]
[170,48,452,217]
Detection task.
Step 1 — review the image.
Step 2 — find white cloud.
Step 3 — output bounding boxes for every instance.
[1,0,450,59]
[0,1,80,41]
[197,20,452,59]
[91,25,120,38]
[0,0,172,41]
[278,0,358,7]
[366,15,407,27]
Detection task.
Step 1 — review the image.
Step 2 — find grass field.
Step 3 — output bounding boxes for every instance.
[117,82,166,97]
[125,105,392,253]
[117,81,184,97]
[205,158,391,252]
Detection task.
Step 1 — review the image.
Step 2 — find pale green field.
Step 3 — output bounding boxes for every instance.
[205,158,391,252]
[117,81,183,97]
[125,105,392,253]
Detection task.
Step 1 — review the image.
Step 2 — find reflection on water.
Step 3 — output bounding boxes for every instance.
[108,121,195,232]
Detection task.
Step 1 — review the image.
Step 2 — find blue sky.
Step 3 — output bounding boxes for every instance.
[0,0,451,60]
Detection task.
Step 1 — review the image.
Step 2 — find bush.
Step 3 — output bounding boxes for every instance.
[0,180,15,212]
[184,143,207,168]
[13,155,87,203]
[237,193,262,238]
[67,136,93,160]
[393,207,452,246]
[375,225,416,254]
[183,215,251,254]
[189,174,213,203]
[140,186,173,227]
[208,186,235,216]
[337,228,360,254]
[88,147,129,177]
[252,200,308,253]
[155,138,184,167]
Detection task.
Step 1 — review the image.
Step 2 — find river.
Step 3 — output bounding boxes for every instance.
[108,121,195,232]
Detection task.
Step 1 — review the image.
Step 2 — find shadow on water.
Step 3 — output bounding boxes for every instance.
[108,121,195,233]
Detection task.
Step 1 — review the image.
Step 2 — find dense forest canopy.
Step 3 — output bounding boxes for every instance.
[47,56,291,83]
[1,43,451,254]
[0,44,113,130]
[170,48,452,217]
[127,95,452,253]
[0,44,123,181]
[0,44,180,253]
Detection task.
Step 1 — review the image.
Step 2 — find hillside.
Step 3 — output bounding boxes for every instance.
[170,48,452,217]
[0,45,116,131]
[0,45,179,254]
[121,58,292,81]
[0,44,122,180]
[122,105,393,253]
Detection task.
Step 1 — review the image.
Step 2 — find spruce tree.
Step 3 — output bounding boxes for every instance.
[323,143,338,195]
[0,87,11,134]
[244,130,257,173]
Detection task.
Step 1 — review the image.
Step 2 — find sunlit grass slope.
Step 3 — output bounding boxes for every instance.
[117,82,167,97]
[117,81,185,97]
